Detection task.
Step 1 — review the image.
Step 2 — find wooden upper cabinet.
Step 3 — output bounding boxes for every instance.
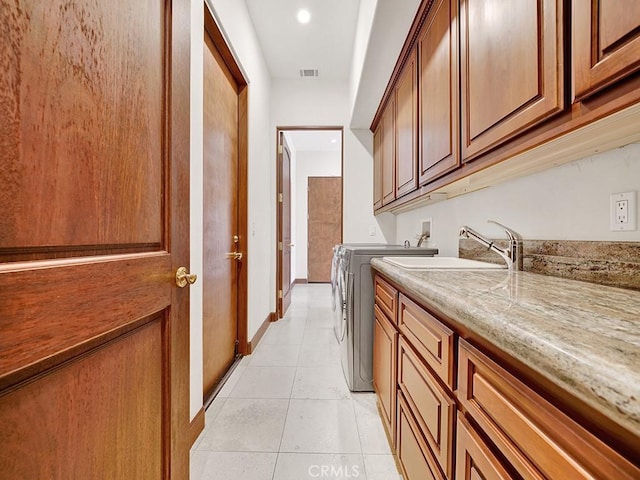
[573,0,640,101]
[373,125,383,210]
[460,0,564,161]
[418,0,460,185]
[382,97,396,206]
[395,49,418,198]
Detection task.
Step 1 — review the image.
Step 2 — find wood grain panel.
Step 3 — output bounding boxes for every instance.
[458,339,640,479]
[373,125,383,210]
[0,0,164,253]
[455,414,515,480]
[573,0,640,100]
[461,0,563,160]
[381,98,396,205]
[398,338,455,478]
[0,252,171,390]
[397,393,443,480]
[282,138,292,307]
[373,305,397,446]
[0,0,192,476]
[398,294,455,388]
[0,319,164,478]
[307,177,342,283]
[395,49,418,198]
[374,275,398,322]
[418,0,460,184]
[203,30,239,397]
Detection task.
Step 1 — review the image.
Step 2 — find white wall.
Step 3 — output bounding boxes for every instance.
[395,142,640,256]
[292,150,342,279]
[189,0,273,420]
[189,0,204,422]
[271,79,393,245]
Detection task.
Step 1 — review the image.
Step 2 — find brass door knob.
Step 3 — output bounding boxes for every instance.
[226,252,243,261]
[175,267,197,288]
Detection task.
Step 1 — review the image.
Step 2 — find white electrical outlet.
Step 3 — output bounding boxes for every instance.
[421,218,432,237]
[610,191,637,231]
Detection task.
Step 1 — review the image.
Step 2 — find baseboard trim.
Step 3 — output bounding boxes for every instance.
[189,407,205,448]
[293,278,308,285]
[247,312,274,354]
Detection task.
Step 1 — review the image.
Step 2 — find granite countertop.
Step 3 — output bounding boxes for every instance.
[371,257,640,437]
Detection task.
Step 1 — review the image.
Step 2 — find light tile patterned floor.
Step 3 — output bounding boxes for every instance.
[191,283,402,480]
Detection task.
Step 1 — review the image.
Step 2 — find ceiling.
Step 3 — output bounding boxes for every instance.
[243,0,421,128]
[284,130,342,152]
[244,0,361,80]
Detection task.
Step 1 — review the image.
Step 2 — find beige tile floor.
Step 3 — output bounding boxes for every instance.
[191,283,403,480]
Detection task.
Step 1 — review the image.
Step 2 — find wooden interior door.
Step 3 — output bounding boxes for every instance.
[279,134,293,316]
[202,29,240,399]
[0,1,191,478]
[308,177,342,283]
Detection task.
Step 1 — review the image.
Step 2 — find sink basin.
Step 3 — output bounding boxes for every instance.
[383,256,506,270]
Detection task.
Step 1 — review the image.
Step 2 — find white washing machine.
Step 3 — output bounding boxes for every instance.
[332,244,438,391]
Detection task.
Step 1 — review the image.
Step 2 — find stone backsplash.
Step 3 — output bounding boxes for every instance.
[459,239,640,291]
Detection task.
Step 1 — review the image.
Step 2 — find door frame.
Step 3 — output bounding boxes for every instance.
[275,126,344,318]
[204,6,249,355]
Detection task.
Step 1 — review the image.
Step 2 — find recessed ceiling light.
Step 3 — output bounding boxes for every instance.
[297,9,311,24]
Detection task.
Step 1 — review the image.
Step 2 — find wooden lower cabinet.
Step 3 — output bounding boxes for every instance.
[398,337,455,478]
[373,304,397,445]
[373,273,640,480]
[397,393,445,480]
[458,339,640,480]
[455,414,515,480]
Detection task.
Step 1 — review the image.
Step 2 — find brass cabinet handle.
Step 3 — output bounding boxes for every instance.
[175,267,197,288]
[226,252,243,261]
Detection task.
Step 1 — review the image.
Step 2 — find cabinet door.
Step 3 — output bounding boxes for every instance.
[460,0,564,161]
[398,338,455,478]
[456,414,515,480]
[373,305,397,445]
[573,0,640,101]
[418,0,460,185]
[398,294,455,389]
[381,97,396,205]
[458,340,640,480]
[373,124,383,210]
[397,393,445,480]
[395,49,418,198]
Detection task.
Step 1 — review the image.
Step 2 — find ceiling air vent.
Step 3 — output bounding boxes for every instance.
[299,69,319,78]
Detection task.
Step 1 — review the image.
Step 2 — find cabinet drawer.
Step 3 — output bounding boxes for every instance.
[456,413,515,480]
[398,294,454,388]
[373,304,397,446]
[398,338,455,478]
[375,275,398,322]
[397,393,444,480]
[458,339,640,480]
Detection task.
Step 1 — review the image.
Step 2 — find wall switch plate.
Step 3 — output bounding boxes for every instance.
[610,191,637,231]
[368,225,376,236]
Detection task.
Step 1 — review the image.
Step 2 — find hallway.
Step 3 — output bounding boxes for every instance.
[191,284,402,480]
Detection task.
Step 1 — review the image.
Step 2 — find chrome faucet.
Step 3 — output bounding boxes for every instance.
[416,232,430,247]
[459,221,523,271]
